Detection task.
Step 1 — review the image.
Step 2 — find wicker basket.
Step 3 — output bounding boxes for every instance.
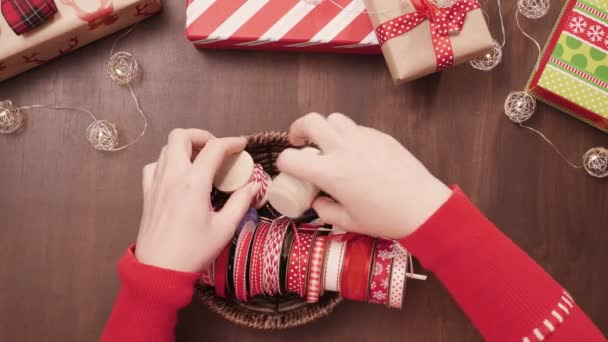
[196,131,342,330]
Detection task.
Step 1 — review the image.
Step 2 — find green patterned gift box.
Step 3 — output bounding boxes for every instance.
[527,0,608,133]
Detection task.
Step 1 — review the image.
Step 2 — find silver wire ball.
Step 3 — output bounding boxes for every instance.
[504,91,536,123]
[517,0,550,19]
[428,0,458,8]
[87,120,119,151]
[470,40,503,71]
[108,52,139,85]
[582,147,608,178]
[0,100,23,134]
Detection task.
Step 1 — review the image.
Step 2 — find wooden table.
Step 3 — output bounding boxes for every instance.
[1,0,606,341]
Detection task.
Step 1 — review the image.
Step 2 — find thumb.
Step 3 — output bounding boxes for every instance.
[214,182,260,238]
[312,196,355,231]
[276,148,329,187]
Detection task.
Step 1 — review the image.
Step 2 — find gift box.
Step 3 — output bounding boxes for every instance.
[0,0,162,82]
[527,0,608,133]
[185,0,381,54]
[362,0,493,83]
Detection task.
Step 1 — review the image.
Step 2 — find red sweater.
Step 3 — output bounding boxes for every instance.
[100,187,606,342]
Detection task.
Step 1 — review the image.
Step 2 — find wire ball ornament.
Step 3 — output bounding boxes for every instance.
[582,147,608,178]
[517,0,550,19]
[470,39,503,71]
[108,52,139,85]
[428,0,458,8]
[87,120,119,151]
[504,91,536,123]
[0,100,22,134]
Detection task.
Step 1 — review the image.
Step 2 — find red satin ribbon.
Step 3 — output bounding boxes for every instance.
[374,0,480,71]
[214,244,231,298]
[340,235,375,302]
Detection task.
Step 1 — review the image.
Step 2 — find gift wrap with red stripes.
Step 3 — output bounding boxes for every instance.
[185,0,381,54]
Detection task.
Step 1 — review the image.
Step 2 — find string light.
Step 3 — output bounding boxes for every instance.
[470,39,503,71]
[0,25,147,152]
[504,91,535,123]
[87,120,119,151]
[108,52,139,85]
[517,0,550,19]
[583,148,608,178]
[471,0,505,71]
[0,100,22,134]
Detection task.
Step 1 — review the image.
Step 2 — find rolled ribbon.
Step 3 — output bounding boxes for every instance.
[249,220,271,297]
[368,239,394,305]
[233,219,255,302]
[306,234,328,303]
[322,238,347,292]
[340,235,375,302]
[214,244,231,298]
[286,230,315,297]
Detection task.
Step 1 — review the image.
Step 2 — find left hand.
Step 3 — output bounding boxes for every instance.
[135,129,259,273]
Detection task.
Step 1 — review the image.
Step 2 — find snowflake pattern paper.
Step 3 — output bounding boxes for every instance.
[527,0,608,133]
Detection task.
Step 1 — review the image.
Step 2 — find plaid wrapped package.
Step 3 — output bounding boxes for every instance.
[527,0,608,133]
[1,0,58,34]
[0,0,162,82]
[185,0,381,54]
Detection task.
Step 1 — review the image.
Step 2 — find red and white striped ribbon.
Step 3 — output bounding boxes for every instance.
[306,234,328,303]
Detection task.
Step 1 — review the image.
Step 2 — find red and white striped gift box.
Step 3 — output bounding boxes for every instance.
[185,0,381,54]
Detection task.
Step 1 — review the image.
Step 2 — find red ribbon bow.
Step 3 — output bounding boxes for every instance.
[375,0,480,71]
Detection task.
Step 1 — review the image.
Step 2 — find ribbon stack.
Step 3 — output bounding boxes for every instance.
[204,149,426,308]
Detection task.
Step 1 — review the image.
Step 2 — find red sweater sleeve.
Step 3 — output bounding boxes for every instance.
[100,246,200,342]
[399,187,606,342]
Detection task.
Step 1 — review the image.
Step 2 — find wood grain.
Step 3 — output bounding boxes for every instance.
[1,0,607,341]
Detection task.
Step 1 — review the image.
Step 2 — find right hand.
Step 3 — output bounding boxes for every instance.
[276,113,452,240]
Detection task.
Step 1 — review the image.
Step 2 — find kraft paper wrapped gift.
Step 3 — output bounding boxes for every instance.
[0,0,162,82]
[362,0,494,83]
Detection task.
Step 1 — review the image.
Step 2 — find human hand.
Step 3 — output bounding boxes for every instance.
[135,129,259,273]
[276,113,451,240]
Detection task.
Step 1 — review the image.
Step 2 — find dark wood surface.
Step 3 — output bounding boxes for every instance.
[1,0,607,341]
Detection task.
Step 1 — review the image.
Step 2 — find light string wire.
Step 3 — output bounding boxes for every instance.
[13,24,147,151]
[512,9,584,169]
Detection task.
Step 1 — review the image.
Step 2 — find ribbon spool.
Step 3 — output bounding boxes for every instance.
[0,100,22,134]
[268,147,321,218]
[517,0,549,19]
[214,151,255,192]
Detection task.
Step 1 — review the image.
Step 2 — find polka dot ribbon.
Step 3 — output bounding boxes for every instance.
[375,0,480,71]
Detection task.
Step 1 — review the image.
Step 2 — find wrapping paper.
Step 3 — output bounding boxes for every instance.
[527,0,608,133]
[185,0,381,54]
[0,0,161,82]
[362,0,493,83]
